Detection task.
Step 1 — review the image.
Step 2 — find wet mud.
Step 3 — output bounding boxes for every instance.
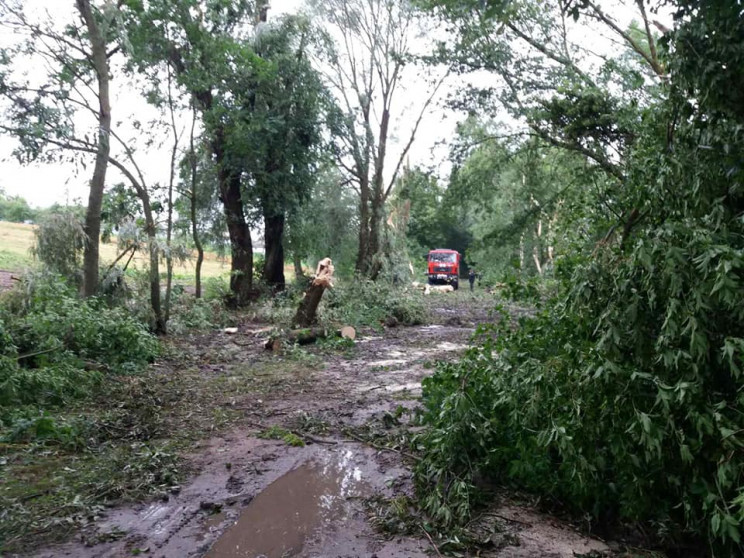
[205,450,367,558]
[28,296,610,558]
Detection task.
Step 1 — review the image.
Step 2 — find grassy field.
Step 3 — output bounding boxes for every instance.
[0,220,231,280]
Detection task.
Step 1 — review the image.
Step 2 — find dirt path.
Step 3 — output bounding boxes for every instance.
[0,269,17,292]
[29,296,609,558]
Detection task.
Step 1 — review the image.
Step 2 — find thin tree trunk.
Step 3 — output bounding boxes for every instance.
[263,210,286,291]
[532,246,543,275]
[191,190,204,298]
[293,251,304,282]
[547,209,557,265]
[141,194,165,333]
[533,217,543,275]
[188,108,204,298]
[519,232,525,271]
[77,0,111,297]
[164,64,179,322]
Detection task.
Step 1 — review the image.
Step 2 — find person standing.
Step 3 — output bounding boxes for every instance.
[468,268,476,291]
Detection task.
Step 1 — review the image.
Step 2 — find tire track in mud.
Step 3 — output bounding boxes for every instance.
[28,300,609,558]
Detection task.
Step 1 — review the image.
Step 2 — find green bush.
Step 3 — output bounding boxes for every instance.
[203,275,230,302]
[167,293,226,334]
[325,278,428,328]
[0,273,159,407]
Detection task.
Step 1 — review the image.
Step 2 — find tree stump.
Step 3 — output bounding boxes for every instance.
[293,257,334,328]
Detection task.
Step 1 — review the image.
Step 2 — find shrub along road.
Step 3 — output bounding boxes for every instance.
[15,293,610,558]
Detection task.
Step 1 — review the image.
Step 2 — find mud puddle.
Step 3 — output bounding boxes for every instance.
[206,450,367,558]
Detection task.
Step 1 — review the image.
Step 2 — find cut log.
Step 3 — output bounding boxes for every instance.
[265,326,356,352]
[424,284,454,295]
[293,257,334,328]
[340,326,356,340]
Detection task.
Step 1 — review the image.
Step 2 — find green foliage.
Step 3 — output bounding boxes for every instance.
[31,210,87,285]
[0,273,158,407]
[286,168,359,278]
[316,334,355,354]
[202,275,231,302]
[396,167,471,260]
[412,3,744,554]
[166,293,227,334]
[0,191,36,223]
[325,279,428,328]
[416,57,744,558]
[257,425,305,447]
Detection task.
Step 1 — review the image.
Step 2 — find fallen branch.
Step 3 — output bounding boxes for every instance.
[246,421,338,446]
[343,431,421,462]
[16,344,63,361]
[483,511,534,527]
[421,525,444,558]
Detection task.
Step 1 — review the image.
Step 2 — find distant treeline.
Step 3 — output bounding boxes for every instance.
[0,190,82,224]
[0,190,85,225]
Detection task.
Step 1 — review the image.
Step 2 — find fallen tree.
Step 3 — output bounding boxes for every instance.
[265,325,355,352]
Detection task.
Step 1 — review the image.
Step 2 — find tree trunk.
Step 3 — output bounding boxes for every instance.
[263,211,286,291]
[533,215,544,275]
[265,325,355,352]
[294,258,334,327]
[77,0,111,297]
[293,251,304,282]
[356,176,371,274]
[164,64,178,322]
[141,195,165,334]
[165,182,174,321]
[220,171,253,306]
[191,92,253,306]
[188,107,204,299]
[368,193,384,280]
[519,233,525,271]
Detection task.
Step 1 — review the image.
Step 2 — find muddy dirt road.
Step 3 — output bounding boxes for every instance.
[29,296,609,558]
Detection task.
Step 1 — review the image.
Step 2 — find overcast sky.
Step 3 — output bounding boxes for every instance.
[0,0,667,208]
[0,0,458,208]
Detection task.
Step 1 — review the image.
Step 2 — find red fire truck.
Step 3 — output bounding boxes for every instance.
[427,249,461,290]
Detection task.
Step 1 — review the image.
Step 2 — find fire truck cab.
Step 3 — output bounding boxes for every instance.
[427,249,461,290]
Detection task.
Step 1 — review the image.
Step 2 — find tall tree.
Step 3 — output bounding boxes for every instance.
[0,0,120,296]
[125,2,326,300]
[245,18,326,290]
[75,0,111,297]
[124,0,258,306]
[315,0,447,278]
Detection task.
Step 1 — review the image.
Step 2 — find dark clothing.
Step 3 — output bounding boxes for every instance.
[468,271,476,290]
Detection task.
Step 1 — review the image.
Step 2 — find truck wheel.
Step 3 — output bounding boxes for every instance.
[453,280,459,290]
[427,277,434,285]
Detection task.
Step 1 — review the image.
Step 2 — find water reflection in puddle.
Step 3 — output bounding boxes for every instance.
[206,450,366,558]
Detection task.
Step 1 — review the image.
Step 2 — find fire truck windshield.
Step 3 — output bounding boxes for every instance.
[429,252,456,263]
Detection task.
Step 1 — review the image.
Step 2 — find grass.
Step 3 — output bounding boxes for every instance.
[0,220,230,280]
